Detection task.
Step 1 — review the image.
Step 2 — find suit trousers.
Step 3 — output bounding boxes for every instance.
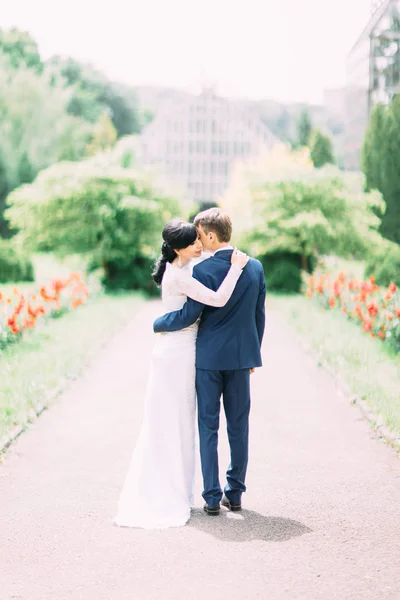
[196,368,251,506]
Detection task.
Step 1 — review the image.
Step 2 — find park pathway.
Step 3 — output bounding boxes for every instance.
[1,300,400,600]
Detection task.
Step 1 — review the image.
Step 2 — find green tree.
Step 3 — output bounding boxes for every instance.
[5,155,184,292]
[85,113,118,156]
[362,103,386,193]
[296,108,313,147]
[0,28,42,71]
[47,57,142,136]
[362,96,400,244]
[310,129,335,168]
[0,148,10,237]
[379,96,400,243]
[0,28,142,238]
[221,147,383,287]
[0,52,93,235]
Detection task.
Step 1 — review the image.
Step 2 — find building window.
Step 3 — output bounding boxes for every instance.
[196,141,203,153]
[212,141,218,154]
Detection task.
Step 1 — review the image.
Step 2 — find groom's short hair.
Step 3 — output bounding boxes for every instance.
[194,208,232,242]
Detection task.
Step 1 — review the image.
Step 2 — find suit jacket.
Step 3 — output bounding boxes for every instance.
[153,250,266,370]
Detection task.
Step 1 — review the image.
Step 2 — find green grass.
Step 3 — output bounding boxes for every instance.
[0,292,143,443]
[269,294,400,436]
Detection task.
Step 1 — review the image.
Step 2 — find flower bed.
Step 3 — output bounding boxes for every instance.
[305,271,400,352]
[0,273,89,349]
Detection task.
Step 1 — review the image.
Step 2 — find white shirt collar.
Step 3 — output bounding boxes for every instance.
[213,245,233,255]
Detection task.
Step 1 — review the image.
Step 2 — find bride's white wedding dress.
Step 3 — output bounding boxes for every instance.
[114,258,242,529]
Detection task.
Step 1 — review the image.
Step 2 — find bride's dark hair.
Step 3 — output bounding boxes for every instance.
[152,219,198,286]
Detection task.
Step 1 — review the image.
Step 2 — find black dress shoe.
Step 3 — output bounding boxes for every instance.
[203,502,220,516]
[221,494,242,511]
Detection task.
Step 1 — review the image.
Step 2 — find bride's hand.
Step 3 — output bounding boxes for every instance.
[231,248,249,269]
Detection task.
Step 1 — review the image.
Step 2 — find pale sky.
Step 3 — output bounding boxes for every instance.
[2,0,371,104]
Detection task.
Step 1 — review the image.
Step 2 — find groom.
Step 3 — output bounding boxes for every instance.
[153,208,266,515]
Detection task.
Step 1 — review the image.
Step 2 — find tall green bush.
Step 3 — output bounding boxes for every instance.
[0,239,34,282]
[257,253,305,293]
[296,108,313,147]
[364,240,400,286]
[362,97,400,244]
[310,129,335,168]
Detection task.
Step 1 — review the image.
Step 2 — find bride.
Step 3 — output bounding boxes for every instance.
[114,218,248,529]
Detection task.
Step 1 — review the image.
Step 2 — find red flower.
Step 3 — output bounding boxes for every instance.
[7,317,20,334]
[363,319,373,332]
[333,281,341,297]
[355,304,363,319]
[367,301,378,318]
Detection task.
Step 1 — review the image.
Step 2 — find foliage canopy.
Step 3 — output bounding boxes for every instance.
[221,145,383,271]
[6,150,184,293]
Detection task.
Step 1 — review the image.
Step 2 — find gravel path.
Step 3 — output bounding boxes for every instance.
[1,300,400,600]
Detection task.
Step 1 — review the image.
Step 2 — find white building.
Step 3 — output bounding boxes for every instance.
[344,0,400,169]
[137,88,278,205]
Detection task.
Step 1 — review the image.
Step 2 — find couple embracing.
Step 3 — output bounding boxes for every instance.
[114,208,266,528]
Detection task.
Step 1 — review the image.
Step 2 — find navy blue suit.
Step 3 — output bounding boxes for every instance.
[153,250,266,506]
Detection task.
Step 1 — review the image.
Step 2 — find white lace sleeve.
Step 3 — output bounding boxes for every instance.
[177,264,242,307]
